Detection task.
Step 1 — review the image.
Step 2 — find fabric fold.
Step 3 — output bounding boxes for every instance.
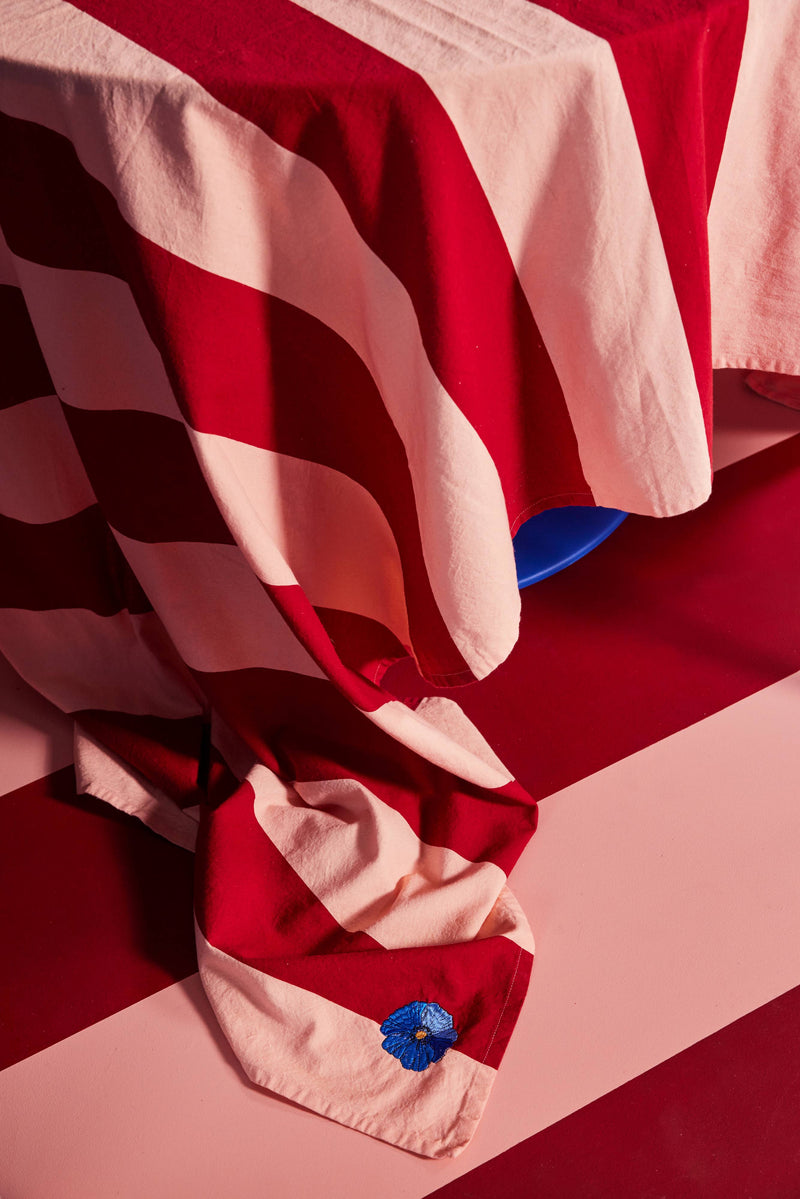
[71,653,536,1157]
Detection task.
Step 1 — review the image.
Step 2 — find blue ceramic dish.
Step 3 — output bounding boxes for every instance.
[513,505,627,588]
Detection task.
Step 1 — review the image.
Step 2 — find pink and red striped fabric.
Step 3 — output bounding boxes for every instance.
[2,0,799,1156]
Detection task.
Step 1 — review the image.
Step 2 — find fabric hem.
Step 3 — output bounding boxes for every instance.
[242,1052,494,1159]
[713,354,800,376]
[73,721,200,851]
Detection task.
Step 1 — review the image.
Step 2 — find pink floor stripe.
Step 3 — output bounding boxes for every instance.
[425,981,800,1199]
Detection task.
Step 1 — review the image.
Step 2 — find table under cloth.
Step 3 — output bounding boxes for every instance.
[2,0,800,1158]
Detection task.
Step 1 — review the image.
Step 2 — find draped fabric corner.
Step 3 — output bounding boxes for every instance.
[2,0,799,1156]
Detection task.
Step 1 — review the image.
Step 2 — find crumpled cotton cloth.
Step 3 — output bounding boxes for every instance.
[1,0,799,1157]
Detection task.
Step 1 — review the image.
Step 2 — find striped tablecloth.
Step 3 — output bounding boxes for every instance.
[1,0,798,1157]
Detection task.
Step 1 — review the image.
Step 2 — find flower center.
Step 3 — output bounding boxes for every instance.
[414,1028,428,1040]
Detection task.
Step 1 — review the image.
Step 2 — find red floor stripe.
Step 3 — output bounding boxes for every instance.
[0,766,196,1070]
[386,432,800,800]
[425,982,800,1199]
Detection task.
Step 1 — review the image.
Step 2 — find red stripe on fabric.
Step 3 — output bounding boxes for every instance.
[196,781,530,1067]
[425,982,800,1199]
[197,666,536,873]
[0,110,124,279]
[0,108,471,679]
[0,285,54,409]
[196,776,378,960]
[0,766,196,1070]
[0,505,151,615]
[537,0,748,441]
[388,431,800,801]
[313,606,410,685]
[237,938,531,1073]
[75,711,210,807]
[263,582,390,711]
[60,404,236,546]
[70,0,592,525]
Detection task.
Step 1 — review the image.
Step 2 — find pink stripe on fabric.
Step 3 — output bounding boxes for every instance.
[248,765,533,953]
[709,0,800,375]
[0,608,203,718]
[367,700,516,792]
[0,393,95,524]
[411,696,514,782]
[189,432,412,644]
[538,0,748,447]
[6,254,182,420]
[111,535,325,678]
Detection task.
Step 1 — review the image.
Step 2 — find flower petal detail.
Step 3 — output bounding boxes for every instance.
[420,1002,455,1034]
[380,1000,425,1036]
[399,1037,435,1071]
[381,1032,408,1059]
[379,1001,459,1071]
[428,1036,455,1064]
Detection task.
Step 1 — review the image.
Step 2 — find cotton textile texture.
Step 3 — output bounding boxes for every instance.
[1,0,799,1158]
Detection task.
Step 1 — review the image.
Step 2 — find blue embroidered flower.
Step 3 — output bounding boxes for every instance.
[380,1001,459,1071]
